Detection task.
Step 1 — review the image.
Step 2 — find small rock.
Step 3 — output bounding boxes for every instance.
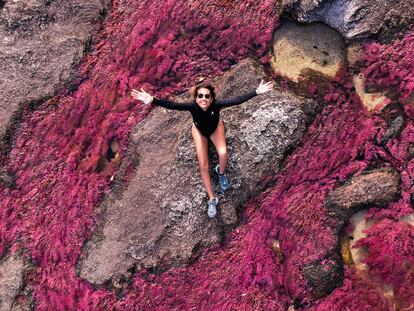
[402,213,414,226]
[353,73,389,113]
[0,170,16,189]
[347,210,372,270]
[326,168,400,221]
[303,254,343,299]
[382,284,396,309]
[381,102,406,145]
[271,239,284,261]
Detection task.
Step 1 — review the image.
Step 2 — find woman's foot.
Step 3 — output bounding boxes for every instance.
[207,197,218,218]
[214,165,229,192]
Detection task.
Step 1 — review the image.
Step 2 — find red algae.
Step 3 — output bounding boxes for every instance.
[0,0,280,310]
[362,28,414,103]
[1,0,414,309]
[308,268,392,311]
[354,219,414,310]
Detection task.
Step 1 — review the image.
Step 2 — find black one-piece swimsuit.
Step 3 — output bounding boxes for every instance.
[152,90,257,137]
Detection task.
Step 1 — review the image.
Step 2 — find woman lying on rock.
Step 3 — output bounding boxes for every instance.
[131,80,273,218]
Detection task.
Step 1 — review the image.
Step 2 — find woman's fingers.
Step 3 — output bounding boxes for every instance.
[256,80,274,94]
[258,80,273,87]
[131,87,153,104]
[131,88,147,94]
[131,88,146,98]
[131,90,144,100]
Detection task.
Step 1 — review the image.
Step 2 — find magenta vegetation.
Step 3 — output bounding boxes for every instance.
[354,219,414,310]
[0,0,413,310]
[362,29,414,103]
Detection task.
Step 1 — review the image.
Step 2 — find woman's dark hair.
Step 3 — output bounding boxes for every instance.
[192,84,216,103]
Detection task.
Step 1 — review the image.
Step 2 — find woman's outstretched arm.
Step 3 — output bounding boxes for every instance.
[131,88,194,111]
[216,80,274,108]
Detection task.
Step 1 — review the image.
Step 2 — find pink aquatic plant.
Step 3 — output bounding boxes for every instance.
[309,268,392,311]
[354,219,414,309]
[362,28,414,103]
[1,0,414,309]
[0,0,280,309]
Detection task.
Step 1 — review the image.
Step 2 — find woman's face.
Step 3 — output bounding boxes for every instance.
[195,88,213,111]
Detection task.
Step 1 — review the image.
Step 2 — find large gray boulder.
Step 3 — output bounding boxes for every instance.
[281,0,414,39]
[77,58,320,286]
[0,0,109,154]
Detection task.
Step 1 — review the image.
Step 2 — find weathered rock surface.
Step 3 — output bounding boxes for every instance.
[0,0,109,154]
[281,0,414,39]
[326,168,400,220]
[271,20,345,83]
[0,255,25,311]
[78,58,320,286]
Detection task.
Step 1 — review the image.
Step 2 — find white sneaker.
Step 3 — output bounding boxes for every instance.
[207,197,218,218]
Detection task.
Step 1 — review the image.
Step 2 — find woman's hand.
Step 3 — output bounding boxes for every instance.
[256,80,274,95]
[131,88,153,104]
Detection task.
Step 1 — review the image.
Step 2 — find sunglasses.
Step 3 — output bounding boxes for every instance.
[197,93,211,99]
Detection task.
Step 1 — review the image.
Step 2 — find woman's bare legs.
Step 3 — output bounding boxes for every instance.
[192,124,215,200]
[210,118,228,174]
